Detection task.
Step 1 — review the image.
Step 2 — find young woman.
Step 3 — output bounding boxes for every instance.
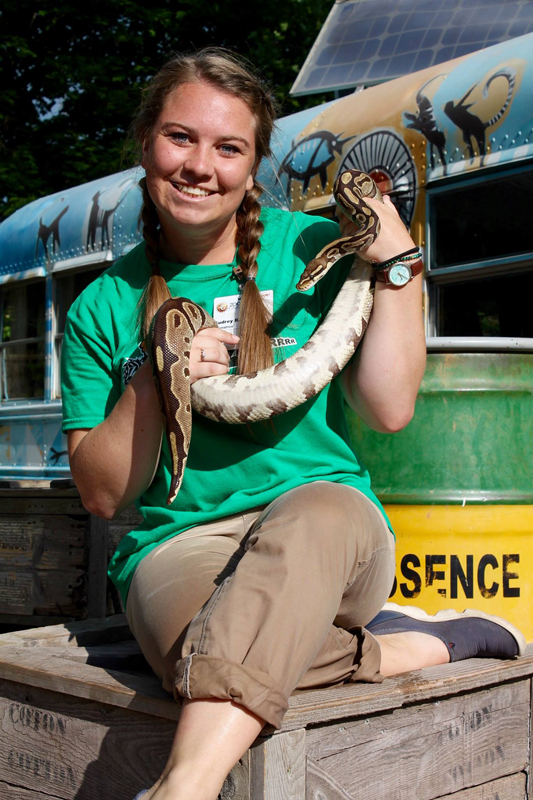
[61,50,523,800]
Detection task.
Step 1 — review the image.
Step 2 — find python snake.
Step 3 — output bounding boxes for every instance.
[148,169,382,505]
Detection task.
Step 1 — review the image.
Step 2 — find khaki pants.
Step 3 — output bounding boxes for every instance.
[126,481,395,729]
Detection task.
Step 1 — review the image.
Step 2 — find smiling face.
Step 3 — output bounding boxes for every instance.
[142,80,258,257]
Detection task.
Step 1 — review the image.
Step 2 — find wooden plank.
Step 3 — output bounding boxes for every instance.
[0,678,175,800]
[87,514,109,619]
[305,681,529,800]
[2,633,533,727]
[0,780,65,799]
[0,679,250,800]
[0,572,35,615]
[0,568,87,617]
[0,641,149,673]
[307,759,367,800]
[305,682,530,762]
[251,729,306,800]
[0,614,133,647]
[448,773,526,800]
[0,613,76,627]
[0,512,87,617]
[0,480,54,489]
[0,612,131,648]
[0,480,76,491]
[35,640,143,660]
[32,568,86,617]
[0,640,145,669]
[278,644,533,732]
[0,515,86,570]
[305,771,526,800]
[1,618,533,734]
[220,752,251,800]
[49,479,77,489]
[0,646,179,720]
[0,483,78,494]
[0,497,86,514]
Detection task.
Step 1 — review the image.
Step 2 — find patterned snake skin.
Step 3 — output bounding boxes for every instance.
[148,169,382,504]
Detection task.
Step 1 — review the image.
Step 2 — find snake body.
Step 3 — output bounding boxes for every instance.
[148,169,383,505]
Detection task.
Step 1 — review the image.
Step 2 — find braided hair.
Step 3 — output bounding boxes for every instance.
[138,176,172,337]
[132,49,278,372]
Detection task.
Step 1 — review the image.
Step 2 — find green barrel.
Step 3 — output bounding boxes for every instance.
[346,345,533,505]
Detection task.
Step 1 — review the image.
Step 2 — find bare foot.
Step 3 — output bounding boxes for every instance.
[377,631,450,677]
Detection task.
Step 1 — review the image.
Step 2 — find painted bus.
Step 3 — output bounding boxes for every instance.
[1,33,532,633]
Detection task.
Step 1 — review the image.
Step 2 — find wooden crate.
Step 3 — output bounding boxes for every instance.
[0,480,141,626]
[0,616,532,800]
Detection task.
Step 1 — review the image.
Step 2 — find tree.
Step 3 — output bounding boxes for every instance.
[0,0,332,220]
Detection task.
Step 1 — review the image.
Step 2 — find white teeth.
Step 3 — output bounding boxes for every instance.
[175,184,211,197]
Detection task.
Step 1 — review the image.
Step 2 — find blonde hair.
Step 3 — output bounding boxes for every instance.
[133,48,278,374]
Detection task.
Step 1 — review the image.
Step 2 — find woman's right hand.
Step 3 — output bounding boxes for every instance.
[190,328,239,383]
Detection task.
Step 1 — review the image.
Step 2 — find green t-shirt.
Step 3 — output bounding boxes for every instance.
[62,207,389,604]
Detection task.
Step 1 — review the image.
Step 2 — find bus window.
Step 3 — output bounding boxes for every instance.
[437,271,533,338]
[430,169,533,269]
[428,167,533,338]
[53,267,105,398]
[0,281,46,401]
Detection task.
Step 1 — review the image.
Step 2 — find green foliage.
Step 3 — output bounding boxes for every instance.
[0,0,332,220]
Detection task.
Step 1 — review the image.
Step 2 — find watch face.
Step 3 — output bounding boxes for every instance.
[389,263,412,286]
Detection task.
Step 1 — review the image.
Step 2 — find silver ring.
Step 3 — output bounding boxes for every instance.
[200,349,206,362]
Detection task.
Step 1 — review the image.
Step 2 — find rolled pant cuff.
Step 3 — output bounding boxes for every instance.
[346,627,384,684]
[175,654,289,729]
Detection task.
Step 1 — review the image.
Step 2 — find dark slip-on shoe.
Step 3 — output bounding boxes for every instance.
[366,602,526,662]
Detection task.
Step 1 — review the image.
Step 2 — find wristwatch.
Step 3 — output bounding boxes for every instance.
[374,258,423,287]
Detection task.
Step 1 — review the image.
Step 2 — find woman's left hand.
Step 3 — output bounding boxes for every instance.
[338,194,416,264]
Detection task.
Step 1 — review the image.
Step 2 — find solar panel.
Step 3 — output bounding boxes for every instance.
[291,0,533,96]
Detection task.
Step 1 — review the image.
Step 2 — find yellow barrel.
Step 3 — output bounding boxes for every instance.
[385,505,533,639]
[347,348,533,640]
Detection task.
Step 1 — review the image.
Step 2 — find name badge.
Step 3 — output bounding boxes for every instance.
[213,290,274,346]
